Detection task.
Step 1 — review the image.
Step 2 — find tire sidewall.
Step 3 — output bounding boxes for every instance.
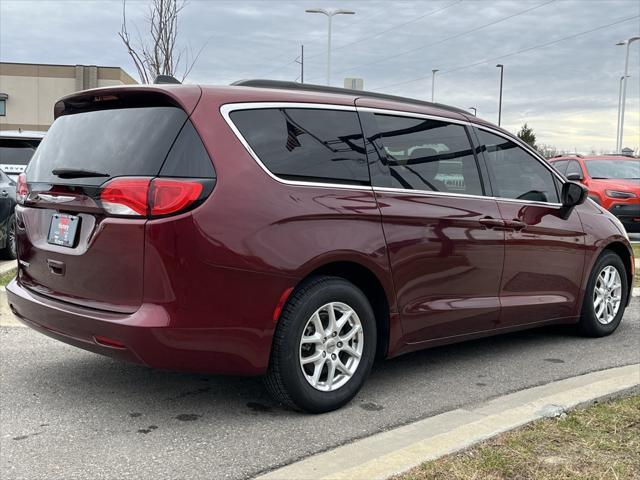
[8,214,16,259]
[581,252,628,336]
[279,279,376,413]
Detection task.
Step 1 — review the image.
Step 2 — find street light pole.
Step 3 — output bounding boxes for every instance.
[306,8,355,86]
[615,75,628,152]
[616,36,640,153]
[431,69,439,102]
[496,64,504,126]
[469,107,477,116]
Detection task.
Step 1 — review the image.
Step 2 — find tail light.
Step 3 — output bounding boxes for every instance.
[16,173,29,204]
[100,178,150,216]
[99,177,211,218]
[150,179,203,216]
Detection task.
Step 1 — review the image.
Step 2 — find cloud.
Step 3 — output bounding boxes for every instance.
[1,0,638,152]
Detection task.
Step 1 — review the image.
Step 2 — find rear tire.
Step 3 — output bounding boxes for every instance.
[577,251,628,337]
[1,214,17,260]
[265,276,377,413]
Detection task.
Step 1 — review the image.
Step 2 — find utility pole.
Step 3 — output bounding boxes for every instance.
[496,64,504,126]
[431,69,438,102]
[295,45,304,83]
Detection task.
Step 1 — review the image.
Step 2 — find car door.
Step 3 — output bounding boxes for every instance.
[474,128,585,326]
[358,108,505,345]
[0,170,16,248]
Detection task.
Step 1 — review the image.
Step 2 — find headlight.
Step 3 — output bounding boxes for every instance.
[605,189,637,199]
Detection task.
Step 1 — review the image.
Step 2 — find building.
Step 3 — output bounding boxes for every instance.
[0,62,137,132]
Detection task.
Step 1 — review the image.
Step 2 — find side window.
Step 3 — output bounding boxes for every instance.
[565,160,583,178]
[551,160,568,175]
[230,108,369,185]
[476,130,559,203]
[372,114,483,195]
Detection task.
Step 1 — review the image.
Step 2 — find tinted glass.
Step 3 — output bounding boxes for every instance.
[230,108,369,185]
[373,114,483,195]
[27,107,188,186]
[0,139,38,166]
[585,159,640,179]
[551,160,568,174]
[565,160,583,177]
[159,121,216,178]
[477,130,559,203]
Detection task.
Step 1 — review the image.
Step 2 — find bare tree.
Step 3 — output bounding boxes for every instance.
[119,0,204,83]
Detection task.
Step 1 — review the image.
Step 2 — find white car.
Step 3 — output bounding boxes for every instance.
[0,130,46,180]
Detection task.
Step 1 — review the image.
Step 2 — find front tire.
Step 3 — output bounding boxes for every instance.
[578,251,628,337]
[265,276,377,413]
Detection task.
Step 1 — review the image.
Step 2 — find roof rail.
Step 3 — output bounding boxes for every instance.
[154,75,181,85]
[231,79,471,116]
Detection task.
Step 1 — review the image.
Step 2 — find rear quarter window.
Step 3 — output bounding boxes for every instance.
[229,108,369,186]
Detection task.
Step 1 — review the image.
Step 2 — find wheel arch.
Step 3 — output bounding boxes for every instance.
[602,241,634,305]
[293,260,394,360]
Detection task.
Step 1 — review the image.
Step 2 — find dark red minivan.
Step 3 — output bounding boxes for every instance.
[6,80,635,413]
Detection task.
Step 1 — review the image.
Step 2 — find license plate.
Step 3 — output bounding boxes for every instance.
[47,214,80,248]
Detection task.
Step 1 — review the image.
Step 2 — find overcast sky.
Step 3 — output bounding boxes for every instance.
[1,0,639,153]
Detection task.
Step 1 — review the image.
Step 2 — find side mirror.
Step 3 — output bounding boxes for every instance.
[566,172,583,181]
[561,181,588,207]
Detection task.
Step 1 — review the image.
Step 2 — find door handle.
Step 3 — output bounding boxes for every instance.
[504,219,527,231]
[0,190,8,197]
[479,217,506,229]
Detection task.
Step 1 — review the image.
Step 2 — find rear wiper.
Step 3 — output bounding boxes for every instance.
[52,168,109,179]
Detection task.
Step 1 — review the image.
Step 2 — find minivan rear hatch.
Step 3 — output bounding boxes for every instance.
[16,86,207,313]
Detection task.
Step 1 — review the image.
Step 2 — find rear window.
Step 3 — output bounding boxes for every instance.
[27,106,189,186]
[230,108,369,186]
[0,138,40,166]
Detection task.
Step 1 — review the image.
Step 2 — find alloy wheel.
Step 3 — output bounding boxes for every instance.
[593,265,622,325]
[299,302,364,392]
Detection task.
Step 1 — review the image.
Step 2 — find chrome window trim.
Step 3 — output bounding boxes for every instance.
[220,102,372,192]
[220,102,565,208]
[356,106,472,127]
[372,186,562,208]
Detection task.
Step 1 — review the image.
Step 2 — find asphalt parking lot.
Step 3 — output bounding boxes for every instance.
[1,299,638,480]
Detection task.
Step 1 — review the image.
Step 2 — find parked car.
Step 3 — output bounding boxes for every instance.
[549,155,640,233]
[0,168,17,259]
[0,130,46,181]
[6,80,635,413]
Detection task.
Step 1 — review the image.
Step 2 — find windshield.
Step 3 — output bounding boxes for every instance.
[585,159,640,179]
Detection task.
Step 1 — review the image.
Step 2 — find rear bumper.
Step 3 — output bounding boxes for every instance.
[6,279,269,375]
[609,204,640,233]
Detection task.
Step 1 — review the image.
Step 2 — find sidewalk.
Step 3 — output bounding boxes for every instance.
[257,364,640,480]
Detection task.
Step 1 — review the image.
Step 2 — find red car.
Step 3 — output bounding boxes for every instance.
[6,80,635,413]
[549,155,640,232]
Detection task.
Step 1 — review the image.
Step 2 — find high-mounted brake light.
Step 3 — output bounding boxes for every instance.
[16,173,28,204]
[99,177,207,217]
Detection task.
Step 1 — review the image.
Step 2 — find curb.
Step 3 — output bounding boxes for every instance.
[256,364,640,480]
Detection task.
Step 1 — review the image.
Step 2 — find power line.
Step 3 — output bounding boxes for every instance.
[306,0,557,83]
[373,14,640,92]
[307,0,462,60]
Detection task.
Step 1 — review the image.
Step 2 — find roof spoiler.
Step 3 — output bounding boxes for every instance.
[154,75,181,85]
